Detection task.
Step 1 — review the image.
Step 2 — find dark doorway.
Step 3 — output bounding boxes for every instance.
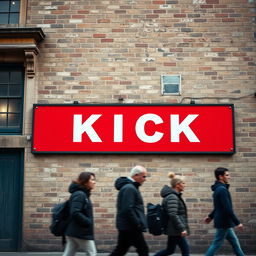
[0,149,23,251]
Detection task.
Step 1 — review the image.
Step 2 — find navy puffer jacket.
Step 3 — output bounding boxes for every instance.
[64,182,94,240]
[208,181,240,228]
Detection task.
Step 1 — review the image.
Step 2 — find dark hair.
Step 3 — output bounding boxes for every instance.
[214,167,228,180]
[75,172,95,189]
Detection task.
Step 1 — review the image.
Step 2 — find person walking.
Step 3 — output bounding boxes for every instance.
[154,172,190,256]
[204,167,245,256]
[63,172,97,256]
[109,165,149,256]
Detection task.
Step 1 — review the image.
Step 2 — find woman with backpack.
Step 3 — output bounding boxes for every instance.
[63,172,97,256]
[154,172,190,256]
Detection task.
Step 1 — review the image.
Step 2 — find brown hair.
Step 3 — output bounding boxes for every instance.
[168,172,185,188]
[74,172,95,190]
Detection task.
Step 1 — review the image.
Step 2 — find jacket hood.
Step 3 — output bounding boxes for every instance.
[160,185,180,198]
[68,182,90,195]
[115,177,133,190]
[211,181,230,191]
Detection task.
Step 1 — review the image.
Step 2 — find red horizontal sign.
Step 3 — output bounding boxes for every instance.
[32,104,235,154]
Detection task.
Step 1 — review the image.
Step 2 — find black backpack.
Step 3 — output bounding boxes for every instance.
[49,200,70,239]
[146,202,168,236]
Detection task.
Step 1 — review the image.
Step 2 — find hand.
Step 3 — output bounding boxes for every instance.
[181,230,188,237]
[236,223,243,231]
[204,217,212,224]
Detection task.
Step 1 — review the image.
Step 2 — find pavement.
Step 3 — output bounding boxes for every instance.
[0,254,170,256]
[0,254,208,256]
[0,253,245,256]
[0,253,213,256]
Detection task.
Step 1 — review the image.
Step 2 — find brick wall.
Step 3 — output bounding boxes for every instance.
[23,0,256,253]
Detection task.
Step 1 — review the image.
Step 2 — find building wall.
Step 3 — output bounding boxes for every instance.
[22,0,256,253]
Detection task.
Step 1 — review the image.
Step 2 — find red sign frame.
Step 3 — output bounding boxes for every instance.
[32,104,235,154]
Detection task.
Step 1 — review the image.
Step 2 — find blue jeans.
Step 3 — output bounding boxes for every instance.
[154,236,190,256]
[205,228,244,256]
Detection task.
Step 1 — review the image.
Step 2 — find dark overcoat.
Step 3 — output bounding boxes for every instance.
[114,177,147,231]
[64,182,94,240]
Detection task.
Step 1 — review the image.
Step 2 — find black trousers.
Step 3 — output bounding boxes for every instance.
[109,229,149,256]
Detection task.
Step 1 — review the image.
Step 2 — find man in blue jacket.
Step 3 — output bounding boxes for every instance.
[204,167,245,256]
[109,165,149,256]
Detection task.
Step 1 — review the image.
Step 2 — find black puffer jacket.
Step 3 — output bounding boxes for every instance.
[64,182,94,240]
[161,185,189,236]
[114,177,147,231]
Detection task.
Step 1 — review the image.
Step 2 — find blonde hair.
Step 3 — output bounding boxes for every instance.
[168,172,185,188]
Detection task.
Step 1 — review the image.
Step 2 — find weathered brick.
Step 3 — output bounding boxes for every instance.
[17,0,256,253]
[93,34,106,38]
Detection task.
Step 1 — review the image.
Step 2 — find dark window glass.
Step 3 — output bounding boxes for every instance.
[0,0,20,24]
[8,99,20,112]
[0,65,24,134]
[10,71,22,83]
[0,1,9,12]
[0,99,8,112]
[0,114,7,126]
[164,84,179,94]
[9,13,19,23]
[8,113,20,126]
[0,14,8,24]
[0,72,9,83]
[9,84,21,96]
[0,84,8,96]
[10,0,19,11]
